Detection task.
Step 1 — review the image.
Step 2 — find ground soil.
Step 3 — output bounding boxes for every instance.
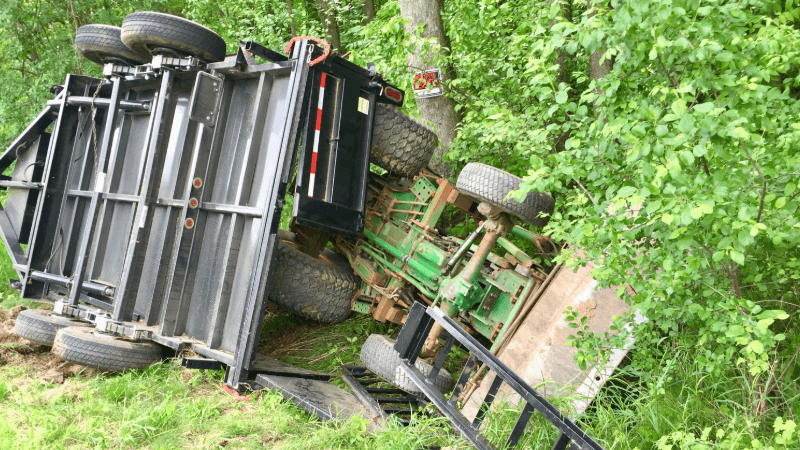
[0,306,96,383]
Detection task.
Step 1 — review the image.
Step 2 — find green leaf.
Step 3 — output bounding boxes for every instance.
[747,340,764,355]
[693,102,715,113]
[555,90,568,104]
[617,186,637,197]
[678,114,694,134]
[730,249,745,265]
[677,238,694,250]
[662,213,674,225]
[671,99,687,115]
[666,158,681,177]
[757,318,774,334]
[646,200,662,214]
[726,325,745,337]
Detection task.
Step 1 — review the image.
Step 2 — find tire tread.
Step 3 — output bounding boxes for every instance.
[360,334,454,395]
[456,162,555,227]
[121,12,226,62]
[371,104,437,177]
[52,327,162,372]
[268,240,359,323]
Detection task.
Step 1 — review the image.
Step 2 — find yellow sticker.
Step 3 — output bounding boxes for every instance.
[357,97,369,114]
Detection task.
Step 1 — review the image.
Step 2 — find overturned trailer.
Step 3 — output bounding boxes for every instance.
[1,12,611,449]
[1,12,403,387]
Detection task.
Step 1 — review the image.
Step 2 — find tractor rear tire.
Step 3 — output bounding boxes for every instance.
[53,327,163,372]
[360,334,454,395]
[14,309,92,347]
[456,162,555,228]
[121,11,226,63]
[75,24,147,66]
[370,103,437,177]
[268,234,358,324]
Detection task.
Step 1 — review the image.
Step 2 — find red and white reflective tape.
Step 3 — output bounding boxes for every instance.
[308,72,326,198]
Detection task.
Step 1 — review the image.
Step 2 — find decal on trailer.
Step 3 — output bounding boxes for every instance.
[357,97,370,115]
[308,72,327,198]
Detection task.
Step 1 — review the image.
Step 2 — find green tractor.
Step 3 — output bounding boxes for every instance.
[269,110,555,392]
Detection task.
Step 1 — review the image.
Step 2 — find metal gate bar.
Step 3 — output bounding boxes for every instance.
[393,302,605,450]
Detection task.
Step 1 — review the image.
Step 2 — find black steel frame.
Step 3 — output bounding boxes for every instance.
[394,302,605,450]
[0,39,401,390]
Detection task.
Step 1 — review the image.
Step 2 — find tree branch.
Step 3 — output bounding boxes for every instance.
[739,139,767,223]
[573,177,597,206]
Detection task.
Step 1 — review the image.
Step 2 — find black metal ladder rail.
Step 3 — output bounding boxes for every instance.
[393,302,606,450]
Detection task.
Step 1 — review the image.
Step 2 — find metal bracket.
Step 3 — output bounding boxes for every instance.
[182,357,225,370]
[94,313,118,332]
[189,72,224,127]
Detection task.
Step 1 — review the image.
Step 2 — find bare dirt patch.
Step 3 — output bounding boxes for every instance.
[0,306,96,383]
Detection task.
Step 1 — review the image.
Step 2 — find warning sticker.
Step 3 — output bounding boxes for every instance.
[357,97,370,114]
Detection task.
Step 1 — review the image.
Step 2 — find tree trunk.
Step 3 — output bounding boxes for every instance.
[315,0,343,52]
[552,0,573,153]
[554,0,573,85]
[363,0,376,24]
[587,0,611,85]
[398,0,462,177]
[286,0,296,37]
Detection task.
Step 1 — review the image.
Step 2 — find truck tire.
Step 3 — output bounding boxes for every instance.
[360,334,454,395]
[370,103,437,177]
[75,24,147,66]
[52,327,163,372]
[121,12,226,63]
[456,162,555,228]
[14,309,92,347]
[268,236,358,324]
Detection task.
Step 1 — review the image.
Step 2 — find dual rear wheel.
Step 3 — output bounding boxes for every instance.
[75,12,226,66]
[15,309,162,372]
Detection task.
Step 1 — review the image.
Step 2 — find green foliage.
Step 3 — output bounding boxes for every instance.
[513,0,800,381]
[0,0,187,149]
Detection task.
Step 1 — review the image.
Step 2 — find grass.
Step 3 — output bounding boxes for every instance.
[0,338,474,450]
[1,279,798,449]
[0,205,797,449]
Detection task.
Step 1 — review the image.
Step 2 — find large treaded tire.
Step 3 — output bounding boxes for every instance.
[121,12,226,63]
[74,24,147,66]
[14,309,92,347]
[53,327,163,372]
[360,334,454,395]
[371,103,437,177]
[268,237,359,324]
[456,162,555,228]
